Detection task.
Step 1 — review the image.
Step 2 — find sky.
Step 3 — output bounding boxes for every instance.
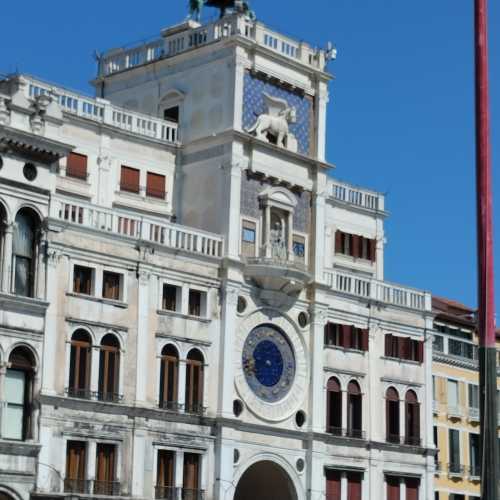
[1,0,499,315]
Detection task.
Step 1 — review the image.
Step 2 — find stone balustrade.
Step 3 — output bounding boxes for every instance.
[51,196,224,258]
[97,14,328,78]
[26,77,178,144]
[324,269,431,312]
[330,179,385,213]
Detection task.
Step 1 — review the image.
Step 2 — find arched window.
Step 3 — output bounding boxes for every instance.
[185,349,204,415]
[405,390,420,445]
[386,387,400,443]
[13,209,39,297]
[347,381,362,438]
[0,204,7,285]
[326,377,342,436]
[5,346,35,440]
[159,345,179,410]
[98,334,120,402]
[68,330,92,399]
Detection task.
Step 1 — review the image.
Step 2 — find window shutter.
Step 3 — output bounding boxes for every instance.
[361,329,369,351]
[347,473,362,500]
[120,166,140,193]
[405,478,419,500]
[398,337,407,359]
[417,340,424,363]
[386,477,400,500]
[352,235,360,258]
[325,470,341,499]
[335,231,342,254]
[341,324,351,348]
[67,153,88,179]
[385,334,392,356]
[146,172,166,198]
[369,238,377,262]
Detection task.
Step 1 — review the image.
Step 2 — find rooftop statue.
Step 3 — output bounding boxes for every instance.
[189,0,255,21]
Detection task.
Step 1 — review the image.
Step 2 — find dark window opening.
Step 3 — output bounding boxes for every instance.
[188,290,202,317]
[159,345,179,410]
[94,444,118,495]
[156,450,175,499]
[162,285,178,312]
[73,265,93,295]
[326,377,342,435]
[164,106,179,123]
[386,387,400,443]
[98,334,120,402]
[68,330,92,399]
[347,381,362,438]
[185,350,204,415]
[14,209,38,297]
[102,271,121,301]
[65,441,87,493]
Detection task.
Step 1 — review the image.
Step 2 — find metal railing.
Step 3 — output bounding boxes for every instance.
[93,480,121,496]
[64,478,92,494]
[468,465,481,480]
[96,392,123,403]
[326,427,366,440]
[181,489,205,500]
[52,195,224,258]
[447,406,464,419]
[468,407,480,422]
[155,486,178,499]
[160,401,184,412]
[447,463,465,477]
[184,402,206,416]
[386,434,421,446]
[65,387,92,400]
[324,269,431,312]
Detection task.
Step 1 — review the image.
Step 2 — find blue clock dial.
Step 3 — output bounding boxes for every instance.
[242,325,295,403]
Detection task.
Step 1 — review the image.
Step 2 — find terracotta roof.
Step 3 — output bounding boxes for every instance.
[432,296,476,326]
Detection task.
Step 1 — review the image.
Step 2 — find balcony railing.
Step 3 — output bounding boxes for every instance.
[468,407,480,422]
[93,480,121,496]
[468,465,481,480]
[160,401,183,412]
[25,76,178,145]
[97,15,327,78]
[155,486,178,499]
[184,402,206,416]
[65,387,93,400]
[64,478,92,494]
[447,406,464,419]
[52,196,224,259]
[96,392,123,403]
[181,489,205,500]
[386,435,422,447]
[447,463,465,477]
[330,180,384,213]
[324,269,431,312]
[326,427,366,440]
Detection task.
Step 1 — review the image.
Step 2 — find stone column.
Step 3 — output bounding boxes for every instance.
[312,176,327,283]
[314,82,329,162]
[1,224,13,293]
[341,389,348,433]
[131,430,146,496]
[90,346,100,398]
[41,249,62,396]
[178,360,187,411]
[265,205,271,258]
[287,211,294,261]
[175,450,185,498]
[340,472,348,500]
[135,268,152,406]
[0,363,7,437]
[225,163,243,260]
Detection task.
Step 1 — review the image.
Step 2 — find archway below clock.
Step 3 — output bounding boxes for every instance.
[233,460,297,500]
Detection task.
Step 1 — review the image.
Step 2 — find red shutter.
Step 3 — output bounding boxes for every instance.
[325,470,341,500]
[335,231,342,254]
[67,153,88,180]
[398,337,407,359]
[120,166,140,193]
[347,472,362,500]
[146,172,166,198]
[385,334,392,356]
[352,235,360,258]
[405,478,419,500]
[361,329,369,352]
[369,238,377,262]
[386,477,400,500]
[341,324,351,349]
[417,341,424,363]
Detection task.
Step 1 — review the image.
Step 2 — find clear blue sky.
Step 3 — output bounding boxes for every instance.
[1,1,499,314]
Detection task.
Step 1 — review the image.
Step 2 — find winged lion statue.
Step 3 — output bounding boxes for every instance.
[247,93,297,150]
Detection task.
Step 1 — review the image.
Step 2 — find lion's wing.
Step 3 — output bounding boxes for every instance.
[263,92,289,117]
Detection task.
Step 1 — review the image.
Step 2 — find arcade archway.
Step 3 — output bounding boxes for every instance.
[234,460,298,500]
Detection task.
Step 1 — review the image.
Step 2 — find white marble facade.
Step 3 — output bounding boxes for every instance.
[0,12,435,500]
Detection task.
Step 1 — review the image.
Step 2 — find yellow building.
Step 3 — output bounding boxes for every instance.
[432,297,500,500]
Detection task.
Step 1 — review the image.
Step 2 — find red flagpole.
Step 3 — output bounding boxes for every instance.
[474,0,498,498]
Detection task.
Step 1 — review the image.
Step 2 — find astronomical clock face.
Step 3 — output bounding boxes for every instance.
[242,325,295,403]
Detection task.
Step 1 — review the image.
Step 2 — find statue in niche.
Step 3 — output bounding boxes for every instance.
[270,221,287,261]
[189,0,255,21]
[247,93,298,152]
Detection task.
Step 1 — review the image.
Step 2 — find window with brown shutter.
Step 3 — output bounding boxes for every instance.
[335,230,342,254]
[185,350,204,414]
[159,345,179,410]
[156,450,175,498]
[188,290,202,317]
[386,387,400,443]
[347,381,362,438]
[68,330,92,399]
[405,390,420,445]
[405,478,420,500]
[386,476,400,500]
[65,441,87,493]
[325,470,341,500]
[183,453,200,493]
[73,265,93,295]
[369,238,377,262]
[120,166,140,193]
[416,340,424,363]
[102,271,121,301]
[94,444,117,495]
[98,334,120,402]
[347,472,362,500]
[67,153,88,180]
[162,285,179,312]
[326,377,342,435]
[352,235,360,258]
[361,329,369,351]
[146,172,166,199]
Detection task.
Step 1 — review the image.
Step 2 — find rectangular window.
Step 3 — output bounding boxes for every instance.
[146,172,166,199]
[448,380,459,409]
[73,265,93,295]
[405,478,420,500]
[120,165,140,194]
[347,472,362,500]
[65,441,87,493]
[67,153,88,180]
[183,453,200,493]
[94,444,117,495]
[4,369,26,440]
[156,450,175,498]
[241,220,257,258]
[188,289,203,317]
[468,384,479,409]
[324,323,341,347]
[448,429,461,473]
[386,476,400,500]
[469,434,480,477]
[102,271,122,301]
[164,106,179,123]
[162,284,179,312]
[325,470,341,500]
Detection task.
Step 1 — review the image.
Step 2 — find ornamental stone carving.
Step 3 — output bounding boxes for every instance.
[0,98,10,125]
[247,93,298,152]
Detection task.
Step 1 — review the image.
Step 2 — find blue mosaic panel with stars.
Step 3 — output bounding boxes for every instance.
[242,324,296,403]
[242,73,311,156]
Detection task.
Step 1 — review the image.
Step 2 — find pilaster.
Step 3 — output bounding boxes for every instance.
[1,224,13,293]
